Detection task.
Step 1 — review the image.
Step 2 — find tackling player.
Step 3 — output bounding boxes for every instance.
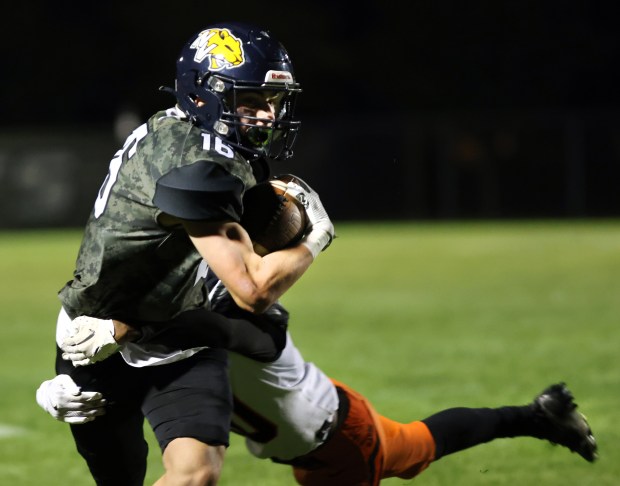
[39,271,597,485]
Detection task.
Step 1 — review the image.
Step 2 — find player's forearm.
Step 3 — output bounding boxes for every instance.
[230,243,313,313]
[187,221,313,314]
[117,308,286,362]
[112,320,142,344]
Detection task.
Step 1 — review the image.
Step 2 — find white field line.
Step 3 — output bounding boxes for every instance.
[0,424,27,438]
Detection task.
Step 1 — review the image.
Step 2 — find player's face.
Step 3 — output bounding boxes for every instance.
[234,91,283,128]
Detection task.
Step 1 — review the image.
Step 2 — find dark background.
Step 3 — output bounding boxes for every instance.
[2,1,619,226]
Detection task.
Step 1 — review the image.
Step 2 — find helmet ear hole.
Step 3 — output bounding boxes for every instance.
[192,89,223,124]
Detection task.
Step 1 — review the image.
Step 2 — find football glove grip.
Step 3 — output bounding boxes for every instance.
[36,374,106,424]
[281,176,335,258]
[61,316,120,367]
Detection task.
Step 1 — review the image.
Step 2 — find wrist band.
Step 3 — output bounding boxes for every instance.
[301,229,331,259]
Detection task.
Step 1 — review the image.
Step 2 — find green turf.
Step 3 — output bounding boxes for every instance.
[0,221,618,485]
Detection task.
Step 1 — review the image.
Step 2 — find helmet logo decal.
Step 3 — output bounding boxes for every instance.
[189,29,245,71]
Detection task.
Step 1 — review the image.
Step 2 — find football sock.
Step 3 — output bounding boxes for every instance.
[422,405,534,460]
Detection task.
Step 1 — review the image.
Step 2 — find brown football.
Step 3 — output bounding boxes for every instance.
[241,177,308,256]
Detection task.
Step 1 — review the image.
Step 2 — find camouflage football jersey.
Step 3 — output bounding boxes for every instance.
[59,107,257,324]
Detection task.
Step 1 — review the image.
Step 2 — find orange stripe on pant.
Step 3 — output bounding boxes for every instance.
[292,379,436,485]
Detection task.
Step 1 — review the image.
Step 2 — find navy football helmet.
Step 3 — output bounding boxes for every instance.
[174,22,301,160]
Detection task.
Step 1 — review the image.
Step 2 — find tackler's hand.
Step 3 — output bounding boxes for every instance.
[36,374,106,424]
[61,316,120,367]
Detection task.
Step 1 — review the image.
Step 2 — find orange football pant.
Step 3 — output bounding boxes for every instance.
[292,379,436,486]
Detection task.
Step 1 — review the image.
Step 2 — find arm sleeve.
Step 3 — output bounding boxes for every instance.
[135,305,288,363]
[154,160,245,221]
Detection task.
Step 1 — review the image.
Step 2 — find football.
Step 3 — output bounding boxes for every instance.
[241,176,309,256]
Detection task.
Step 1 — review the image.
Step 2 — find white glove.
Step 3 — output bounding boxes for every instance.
[277,175,335,258]
[36,374,106,424]
[61,316,120,367]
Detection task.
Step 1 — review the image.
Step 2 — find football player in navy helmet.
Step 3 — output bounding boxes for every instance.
[37,22,333,486]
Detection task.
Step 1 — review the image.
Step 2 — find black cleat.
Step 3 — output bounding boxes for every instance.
[532,383,598,462]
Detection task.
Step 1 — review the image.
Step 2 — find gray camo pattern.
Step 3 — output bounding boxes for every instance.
[59,109,257,323]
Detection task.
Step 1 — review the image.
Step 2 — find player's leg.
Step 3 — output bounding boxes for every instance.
[422,382,597,463]
[143,348,232,486]
[290,381,385,486]
[376,415,436,479]
[55,347,149,486]
[68,405,148,486]
[154,439,225,486]
[289,380,437,486]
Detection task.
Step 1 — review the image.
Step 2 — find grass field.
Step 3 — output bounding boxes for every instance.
[0,220,618,485]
